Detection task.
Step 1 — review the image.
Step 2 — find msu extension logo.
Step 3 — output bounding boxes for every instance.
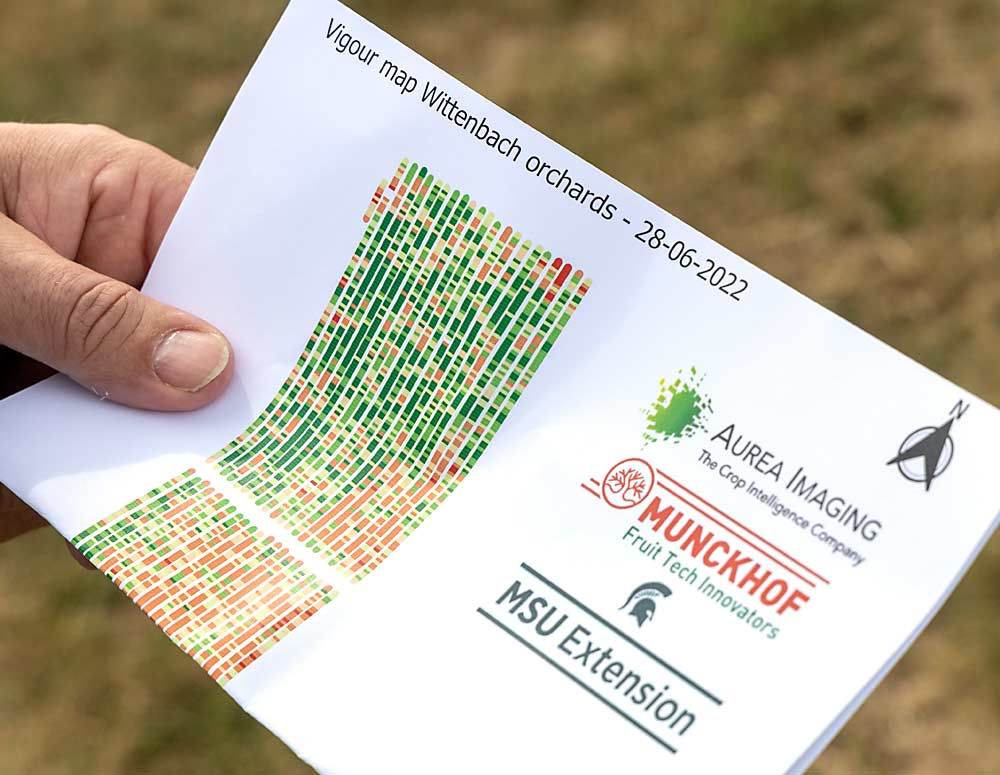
[619,582,673,628]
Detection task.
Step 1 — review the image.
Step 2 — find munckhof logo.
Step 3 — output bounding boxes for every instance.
[643,367,713,446]
[620,581,673,628]
[888,400,969,492]
[601,458,655,509]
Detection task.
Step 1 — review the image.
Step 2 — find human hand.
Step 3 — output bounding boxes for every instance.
[0,123,235,549]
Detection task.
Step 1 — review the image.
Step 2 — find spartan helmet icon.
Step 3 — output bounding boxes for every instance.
[619,582,673,627]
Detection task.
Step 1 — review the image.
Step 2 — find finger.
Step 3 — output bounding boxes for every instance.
[0,216,234,410]
[0,482,47,543]
[73,128,197,286]
[0,123,195,288]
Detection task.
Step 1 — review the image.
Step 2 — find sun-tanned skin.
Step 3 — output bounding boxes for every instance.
[0,124,234,551]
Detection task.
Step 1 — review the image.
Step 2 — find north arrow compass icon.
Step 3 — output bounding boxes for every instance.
[888,401,968,491]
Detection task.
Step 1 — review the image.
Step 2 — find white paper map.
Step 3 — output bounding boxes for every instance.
[1,2,998,773]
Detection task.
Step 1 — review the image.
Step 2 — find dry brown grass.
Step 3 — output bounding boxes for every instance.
[1,1,999,773]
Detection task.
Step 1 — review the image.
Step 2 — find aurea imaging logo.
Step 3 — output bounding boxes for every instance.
[643,367,713,447]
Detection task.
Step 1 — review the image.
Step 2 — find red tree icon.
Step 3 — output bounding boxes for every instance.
[601,459,655,509]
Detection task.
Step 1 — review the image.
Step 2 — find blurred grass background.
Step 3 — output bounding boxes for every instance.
[1,0,999,772]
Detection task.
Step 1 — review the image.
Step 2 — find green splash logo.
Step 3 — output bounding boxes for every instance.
[643,367,713,446]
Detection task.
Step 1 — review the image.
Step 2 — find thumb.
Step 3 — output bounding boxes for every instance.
[0,214,233,410]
